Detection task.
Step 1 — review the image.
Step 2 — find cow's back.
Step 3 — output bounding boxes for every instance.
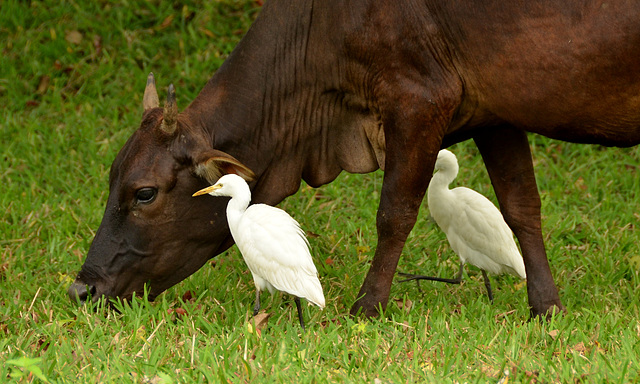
[430,0,640,146]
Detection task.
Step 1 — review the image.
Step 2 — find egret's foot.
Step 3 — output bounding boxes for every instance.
[397,272,428,283]
[397,272,426,293]
[396,271,462,285]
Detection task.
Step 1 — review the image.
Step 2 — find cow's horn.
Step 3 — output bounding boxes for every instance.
[143,73,160,111]
[161,84,178,134]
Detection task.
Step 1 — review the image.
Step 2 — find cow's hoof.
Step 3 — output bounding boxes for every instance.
[349,298,385,318]
[530,304,566,322]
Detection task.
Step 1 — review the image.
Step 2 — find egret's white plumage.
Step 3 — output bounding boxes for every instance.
[401,149,526,301]
[192,174,324,328]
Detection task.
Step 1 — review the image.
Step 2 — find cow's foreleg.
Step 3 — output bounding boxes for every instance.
[473,126,565,319]
[350,169,433,317]
[350,82,457,318]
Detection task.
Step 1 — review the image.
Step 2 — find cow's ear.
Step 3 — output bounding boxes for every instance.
[194,150,256,184]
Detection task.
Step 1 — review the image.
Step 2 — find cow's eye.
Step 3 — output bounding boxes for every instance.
[135,187,157,204]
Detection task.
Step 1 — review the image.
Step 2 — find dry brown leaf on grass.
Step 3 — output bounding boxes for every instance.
[182,290,196,302]
[159,14,174,29]
[393,297,413,312]
[65,30,83,45]
[200,28,215,38]
[248,311,271,336]
[36,75,50,94]
[306,231,320,238]
[569,341,587,355]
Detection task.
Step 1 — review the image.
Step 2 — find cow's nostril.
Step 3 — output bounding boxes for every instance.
[67,281,95,303]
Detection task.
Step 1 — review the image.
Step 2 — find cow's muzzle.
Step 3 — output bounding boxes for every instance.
[67,280,96,304]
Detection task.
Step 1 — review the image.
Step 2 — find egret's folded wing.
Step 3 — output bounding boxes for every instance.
[447,188,525,278]
[233,204,325,307]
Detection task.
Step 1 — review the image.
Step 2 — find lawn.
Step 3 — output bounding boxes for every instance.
[1,1,639,382]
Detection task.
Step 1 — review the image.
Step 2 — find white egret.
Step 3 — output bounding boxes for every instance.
[192,174,325,329]
[399,149,526,301]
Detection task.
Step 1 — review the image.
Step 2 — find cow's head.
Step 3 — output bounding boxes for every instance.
[68,73,255,304]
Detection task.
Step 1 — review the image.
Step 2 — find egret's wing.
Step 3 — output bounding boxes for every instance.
[445,187,526,278]
[233,204,325,307]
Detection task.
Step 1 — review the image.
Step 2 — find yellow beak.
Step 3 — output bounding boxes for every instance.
[192,184,222,197]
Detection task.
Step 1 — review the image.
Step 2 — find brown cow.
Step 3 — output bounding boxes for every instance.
[68,0,640,319]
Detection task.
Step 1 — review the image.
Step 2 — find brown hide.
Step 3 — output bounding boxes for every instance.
[69,0,640,319]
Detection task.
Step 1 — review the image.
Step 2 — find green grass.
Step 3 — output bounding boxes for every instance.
[2,1,640,382]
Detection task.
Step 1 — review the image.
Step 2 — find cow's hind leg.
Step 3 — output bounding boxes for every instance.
[473,126,565,319]
[350,76,460,318]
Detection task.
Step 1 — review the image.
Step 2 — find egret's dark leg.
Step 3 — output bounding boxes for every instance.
[398,261,464,285]
[294,297,305,331]
[481,270,494,303]
[253,290,261,316]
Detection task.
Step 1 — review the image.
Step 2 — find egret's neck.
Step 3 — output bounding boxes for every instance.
[225,192,251,230]
[431,164,458,190]
[427,165,458,212]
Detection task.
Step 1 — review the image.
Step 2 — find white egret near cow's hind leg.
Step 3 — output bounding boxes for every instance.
[193,174,325,329]
[399,149,526,302]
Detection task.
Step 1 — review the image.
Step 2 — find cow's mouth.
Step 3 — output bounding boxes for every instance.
[68,276,161,307]
[67,279,97,304]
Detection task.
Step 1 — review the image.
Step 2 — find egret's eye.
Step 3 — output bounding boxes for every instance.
[135,187,157,204]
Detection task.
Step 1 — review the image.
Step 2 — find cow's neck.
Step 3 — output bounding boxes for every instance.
[184,0,382,206]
